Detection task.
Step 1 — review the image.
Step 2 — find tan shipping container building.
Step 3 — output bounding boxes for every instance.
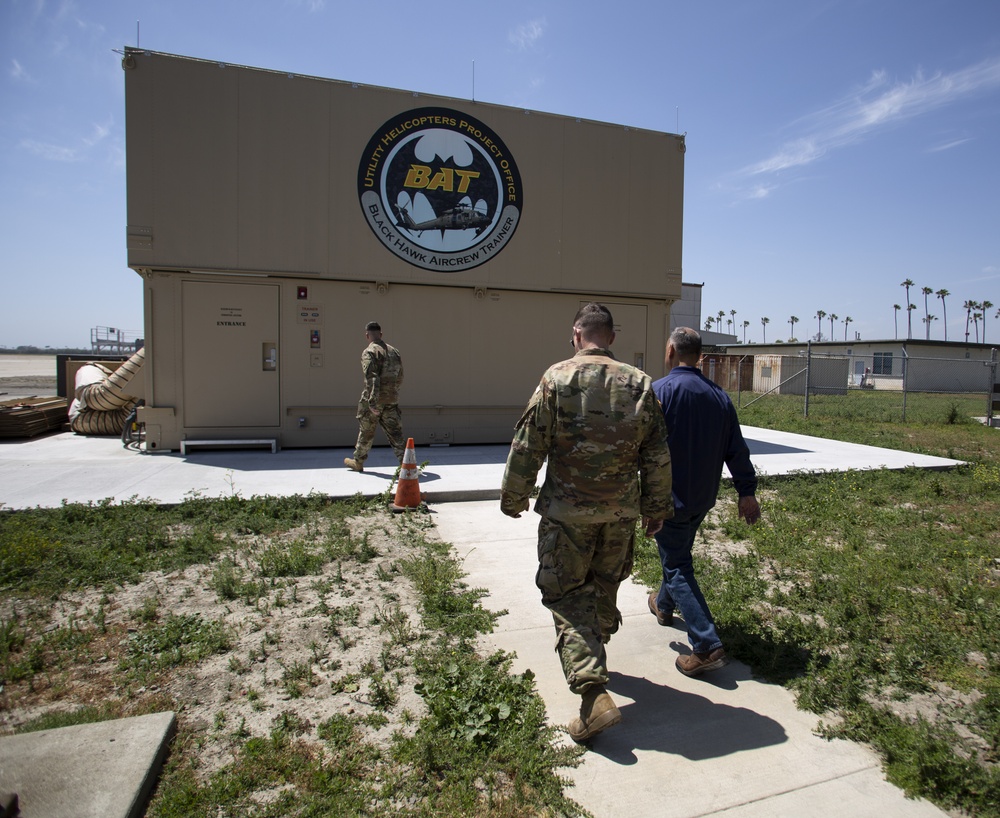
[124,49,685,451]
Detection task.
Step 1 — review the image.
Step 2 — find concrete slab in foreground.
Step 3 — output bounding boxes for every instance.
[0,711,176,818]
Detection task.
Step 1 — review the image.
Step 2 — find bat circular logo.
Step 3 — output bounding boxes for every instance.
[358,107,522,272]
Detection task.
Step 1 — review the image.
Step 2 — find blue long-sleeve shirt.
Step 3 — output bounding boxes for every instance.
[652,365,757,515]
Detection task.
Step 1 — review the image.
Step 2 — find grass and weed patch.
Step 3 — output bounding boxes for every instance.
[2,494,588,817]
[400,533,504,640]
[0,493,354,595]
[396,646,585,816]
[120,613,231,680]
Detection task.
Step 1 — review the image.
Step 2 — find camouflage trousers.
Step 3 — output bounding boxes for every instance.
[535,516,636,694]
[352,403,406,463]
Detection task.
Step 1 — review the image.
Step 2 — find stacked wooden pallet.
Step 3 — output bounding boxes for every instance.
[0,397,69,438]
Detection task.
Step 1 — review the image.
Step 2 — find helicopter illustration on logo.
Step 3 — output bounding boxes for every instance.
[392,200,491,239]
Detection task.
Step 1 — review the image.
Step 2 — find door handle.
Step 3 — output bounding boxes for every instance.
[263,342,277,371]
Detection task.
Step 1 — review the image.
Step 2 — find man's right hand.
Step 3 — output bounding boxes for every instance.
[738,495,761,525]
[500,493,529,518]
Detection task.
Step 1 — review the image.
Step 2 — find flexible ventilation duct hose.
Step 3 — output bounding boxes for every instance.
[69,348,145,435]
[69,400,135,435]
[75,348,145,411]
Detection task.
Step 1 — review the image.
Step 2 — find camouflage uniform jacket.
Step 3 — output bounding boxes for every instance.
[360,340,404,407]
[501,348,673,523]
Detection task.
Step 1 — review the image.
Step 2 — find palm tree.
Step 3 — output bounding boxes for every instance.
[972,304,983,343]
[718,310,726,332]
[907,303,916,338]
[761,316,770,343]
[893,304,901,339]
[936,289,950,341]
[704,316,714,332]
[921,287,933,340]
[843,315,853,341]
[742,319,750,344]
[829,313,838,339]
[730,309,737,335]
[789,315,799,340]
[901,279,914,338]
[922,314,937,338]
[815,310,826,340]
[964,300,973,342]
[982,300,994,343]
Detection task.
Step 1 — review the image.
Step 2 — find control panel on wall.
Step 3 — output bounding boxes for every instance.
[296,286,323,366]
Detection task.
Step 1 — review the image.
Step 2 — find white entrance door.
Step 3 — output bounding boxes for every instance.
[182,280,280,428]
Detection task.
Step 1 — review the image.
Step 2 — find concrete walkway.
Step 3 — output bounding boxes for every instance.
[435,501,948,818]
[0,429,960,816]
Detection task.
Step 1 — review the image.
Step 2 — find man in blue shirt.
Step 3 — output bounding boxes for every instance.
[649,327,761,676]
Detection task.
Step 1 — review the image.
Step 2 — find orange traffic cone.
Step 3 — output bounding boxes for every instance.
[392,438,423,512]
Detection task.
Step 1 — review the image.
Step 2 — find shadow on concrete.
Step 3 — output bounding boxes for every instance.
[173,444,511,472]
[594,670,788,765]
[745,438,811,455]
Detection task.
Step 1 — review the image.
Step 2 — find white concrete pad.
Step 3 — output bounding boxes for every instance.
[0,428,960,511]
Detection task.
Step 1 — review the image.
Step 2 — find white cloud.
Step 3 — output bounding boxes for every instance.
[20,119,113,162]
[82,121,111,147]
[284,0,326,12]
[746,184,774,200]
[510,18,546,50]
[747,138,824,175]
[20,139,78,162]
[739,56,1000,191]
[927,136,973,153]
[10,58,31,81]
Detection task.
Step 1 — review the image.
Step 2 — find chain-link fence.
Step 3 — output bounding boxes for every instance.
[713,345,999,423]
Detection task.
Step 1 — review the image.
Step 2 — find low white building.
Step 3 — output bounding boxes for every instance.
[719,339,997,394]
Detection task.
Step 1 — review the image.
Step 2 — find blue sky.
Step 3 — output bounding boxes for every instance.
[2,0,999,347]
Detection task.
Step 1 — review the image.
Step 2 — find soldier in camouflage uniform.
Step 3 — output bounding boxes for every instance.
[344,321,405,472]
[500,303,673,742]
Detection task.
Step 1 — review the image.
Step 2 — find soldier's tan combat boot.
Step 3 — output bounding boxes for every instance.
[568,684,621,743]
[344,458,364,472]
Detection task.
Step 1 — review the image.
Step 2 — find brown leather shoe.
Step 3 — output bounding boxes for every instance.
[568,684,621,743]
[344,458,364,472]
[647,592,673,626]
[676,647,729,677]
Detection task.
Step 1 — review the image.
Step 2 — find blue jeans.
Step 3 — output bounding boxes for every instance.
[654,508,723,654]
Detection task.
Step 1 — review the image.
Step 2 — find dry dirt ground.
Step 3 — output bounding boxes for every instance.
[0,509,433,781]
